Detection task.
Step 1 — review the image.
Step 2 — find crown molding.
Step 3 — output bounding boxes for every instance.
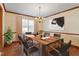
[6,10,36,18]
[2,3,79,18]
[2,3,6,12]
[3,3,36,18]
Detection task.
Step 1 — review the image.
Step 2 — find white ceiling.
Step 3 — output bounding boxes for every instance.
[4,3,79,17]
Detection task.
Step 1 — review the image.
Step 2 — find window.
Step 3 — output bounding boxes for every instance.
[22,19,34,34]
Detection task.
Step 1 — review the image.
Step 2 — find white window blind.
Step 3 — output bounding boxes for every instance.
[22,19,34,34]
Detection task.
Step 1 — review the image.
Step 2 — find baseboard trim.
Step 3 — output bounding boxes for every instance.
[71,45,79,49]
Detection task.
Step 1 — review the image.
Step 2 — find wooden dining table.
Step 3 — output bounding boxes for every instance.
[25,35,59,56]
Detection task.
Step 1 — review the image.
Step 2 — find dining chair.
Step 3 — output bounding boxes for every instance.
[25,32,32,34]
[54,33,61,39]
[44,32,50,37]
[18,35,39,56]
[25,34,39,48]
[48,40,71,56]
[59,38,64,47]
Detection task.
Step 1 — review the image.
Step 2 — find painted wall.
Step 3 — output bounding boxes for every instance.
[4,12,36,41]
[35,18,44,32]
[44,8,79,46]
[4,12,17,41]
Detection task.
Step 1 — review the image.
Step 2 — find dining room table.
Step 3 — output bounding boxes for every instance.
[25,34,59,56]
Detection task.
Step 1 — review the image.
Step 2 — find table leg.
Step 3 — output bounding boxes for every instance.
[41,45,47,56]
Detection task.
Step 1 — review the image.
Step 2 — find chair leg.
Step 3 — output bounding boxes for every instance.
[23,48,28,56]
[23,48,32,56]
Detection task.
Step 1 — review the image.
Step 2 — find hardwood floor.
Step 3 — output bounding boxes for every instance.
[1,41,79,56]
[69,45,79,56]
[2,41,24,56]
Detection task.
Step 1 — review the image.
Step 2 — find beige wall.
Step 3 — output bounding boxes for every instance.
[35,18,43,32]
[62,34,79,46]
[4,12,37,41]
[5,12,17,32]
[4,12,17,41]
[45,8,79,46]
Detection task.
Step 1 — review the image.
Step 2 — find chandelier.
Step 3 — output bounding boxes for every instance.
[35,6,43,23]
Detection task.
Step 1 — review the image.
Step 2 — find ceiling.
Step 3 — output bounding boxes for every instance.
[4,3,79,17]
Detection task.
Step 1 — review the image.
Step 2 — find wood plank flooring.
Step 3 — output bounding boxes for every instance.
[69,46,79,56]
[1,41,24,56]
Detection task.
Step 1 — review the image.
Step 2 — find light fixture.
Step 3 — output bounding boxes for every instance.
[35,6,43,23]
